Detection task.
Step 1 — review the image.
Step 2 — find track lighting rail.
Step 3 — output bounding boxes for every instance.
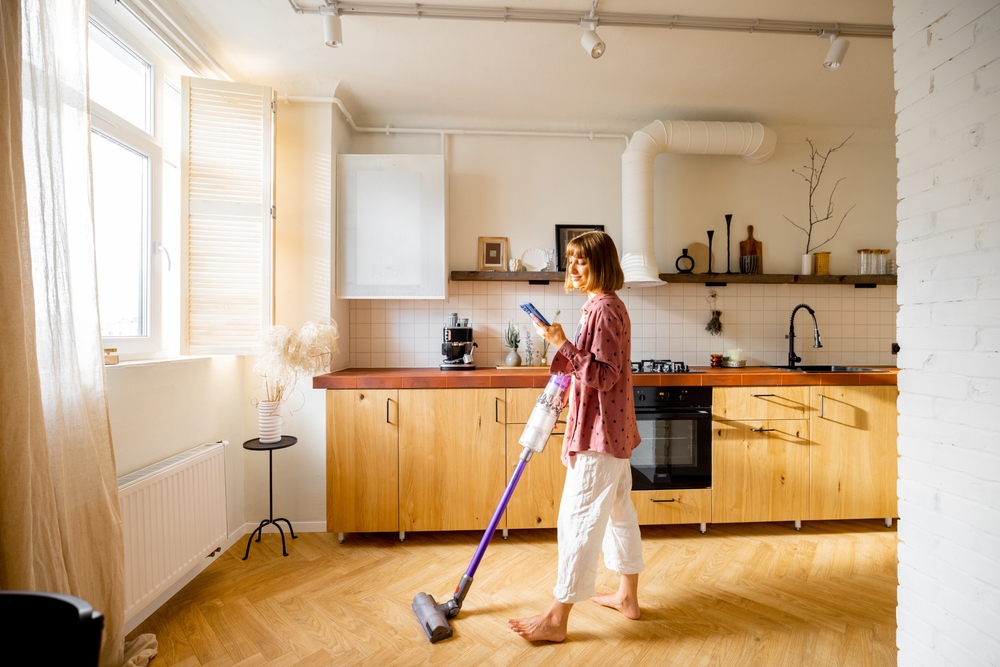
[287,1,892,39]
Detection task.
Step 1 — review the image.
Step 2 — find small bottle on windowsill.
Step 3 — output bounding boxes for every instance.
[103,347,119,365]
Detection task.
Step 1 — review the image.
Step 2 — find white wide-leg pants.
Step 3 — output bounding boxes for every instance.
[553,451,645,604]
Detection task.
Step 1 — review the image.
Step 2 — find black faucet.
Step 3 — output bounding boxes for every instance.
[786,304,823,368]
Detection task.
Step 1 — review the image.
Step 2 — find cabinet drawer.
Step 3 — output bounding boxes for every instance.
[506,387,568,425]
[631,489,712,525]
[713,386,810,421]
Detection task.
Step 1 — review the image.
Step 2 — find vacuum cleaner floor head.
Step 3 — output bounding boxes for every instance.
[412,593,452,643]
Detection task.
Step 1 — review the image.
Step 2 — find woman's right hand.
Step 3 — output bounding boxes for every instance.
[531,317,567,349]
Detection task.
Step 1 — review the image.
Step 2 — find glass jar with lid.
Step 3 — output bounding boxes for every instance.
[857,249,871,275]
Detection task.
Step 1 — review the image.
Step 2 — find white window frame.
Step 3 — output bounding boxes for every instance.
[89,115,163,356]
[87,5,189,359]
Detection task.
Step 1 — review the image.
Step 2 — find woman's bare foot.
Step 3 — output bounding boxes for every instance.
[591,573,641,619]
[508,600,571,642]
[591,591,640,620]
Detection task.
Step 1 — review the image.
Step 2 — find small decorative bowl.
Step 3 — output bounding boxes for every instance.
[722,359,746,368]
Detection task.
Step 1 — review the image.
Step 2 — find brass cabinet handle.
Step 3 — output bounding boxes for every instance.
[751,393,776,397]
[651,498,676,503]
[819,394,825,419]
[751,428,776,432]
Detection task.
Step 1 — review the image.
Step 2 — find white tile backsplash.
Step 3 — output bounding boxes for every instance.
[348,281,899,368]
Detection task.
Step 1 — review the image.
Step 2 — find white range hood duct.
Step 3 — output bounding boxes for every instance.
[621,120,777,287]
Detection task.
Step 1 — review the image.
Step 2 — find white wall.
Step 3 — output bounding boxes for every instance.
[894,1,1000,665]
[351,125,897,276]
[106,356,246,534]
[241,100,353,529]
[347,123,899,369]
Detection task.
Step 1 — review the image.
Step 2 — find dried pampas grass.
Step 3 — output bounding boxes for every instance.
[253,319,340,403]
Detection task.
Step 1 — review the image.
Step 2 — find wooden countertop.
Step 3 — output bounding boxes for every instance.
[313,366,899,390]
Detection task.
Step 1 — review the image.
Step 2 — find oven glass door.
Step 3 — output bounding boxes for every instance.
[631,410,712,490]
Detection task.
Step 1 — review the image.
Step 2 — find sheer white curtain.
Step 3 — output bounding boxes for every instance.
[1,1,126,665]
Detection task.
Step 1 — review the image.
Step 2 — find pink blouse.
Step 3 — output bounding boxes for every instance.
[550,293,640,462]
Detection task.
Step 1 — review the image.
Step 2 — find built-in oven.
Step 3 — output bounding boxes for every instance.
[630,386,712,490]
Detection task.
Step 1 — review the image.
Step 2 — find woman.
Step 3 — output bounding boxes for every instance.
[508,231,643,642]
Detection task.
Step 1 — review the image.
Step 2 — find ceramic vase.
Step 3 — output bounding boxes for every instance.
[801,253,813,276]
[814,251,831,275]
[258,401,282,444]
[504,349,522,367]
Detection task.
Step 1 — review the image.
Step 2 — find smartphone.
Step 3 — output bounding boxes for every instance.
[519,302,551,327]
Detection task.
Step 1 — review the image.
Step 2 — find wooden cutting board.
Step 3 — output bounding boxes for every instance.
[739,225,764,272]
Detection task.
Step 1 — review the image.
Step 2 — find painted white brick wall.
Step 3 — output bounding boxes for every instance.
[894,1,1000,665]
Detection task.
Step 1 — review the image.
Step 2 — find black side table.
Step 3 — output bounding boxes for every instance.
[243,436,298,560]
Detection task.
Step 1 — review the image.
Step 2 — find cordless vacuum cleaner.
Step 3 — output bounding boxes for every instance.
[411,373,572,643]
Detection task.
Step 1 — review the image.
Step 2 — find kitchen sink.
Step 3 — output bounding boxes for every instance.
[761,365,887,373]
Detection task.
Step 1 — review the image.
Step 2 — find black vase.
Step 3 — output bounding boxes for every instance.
[676,249,694,273]
[706,230,715,274]
[725,214,734,274]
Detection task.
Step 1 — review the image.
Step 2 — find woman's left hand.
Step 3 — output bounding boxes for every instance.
[531,317,567,349]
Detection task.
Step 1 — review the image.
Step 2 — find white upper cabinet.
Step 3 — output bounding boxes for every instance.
[337,154,447,299]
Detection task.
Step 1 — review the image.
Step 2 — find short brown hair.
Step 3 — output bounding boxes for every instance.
[563,231,625,294]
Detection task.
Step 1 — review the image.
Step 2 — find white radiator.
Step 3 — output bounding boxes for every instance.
[118,441,228,622]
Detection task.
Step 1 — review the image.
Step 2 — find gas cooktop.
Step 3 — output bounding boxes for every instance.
[632,360,700,374]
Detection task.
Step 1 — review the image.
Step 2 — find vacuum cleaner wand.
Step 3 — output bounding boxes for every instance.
[411,374,572,643]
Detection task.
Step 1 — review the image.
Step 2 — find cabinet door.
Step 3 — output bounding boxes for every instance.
[810,386,898,520]
[399,389,506,532]
[326,390,399,533]
[505,425,566,529]
[712,420,810,523]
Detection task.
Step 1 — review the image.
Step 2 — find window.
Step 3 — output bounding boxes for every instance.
[87,13,183,358]
[88,21,152,133]
[91,131,149,337]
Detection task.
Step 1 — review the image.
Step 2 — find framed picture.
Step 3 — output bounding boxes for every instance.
[555,224,605,271]
[478,236,509,271]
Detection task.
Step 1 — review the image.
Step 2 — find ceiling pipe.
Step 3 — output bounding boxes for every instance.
[286,1,892,38]
[621,120,776,287]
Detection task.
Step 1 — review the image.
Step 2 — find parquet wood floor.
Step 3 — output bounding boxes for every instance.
[129,520,898,667]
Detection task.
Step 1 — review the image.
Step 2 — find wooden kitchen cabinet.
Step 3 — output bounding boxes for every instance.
[398,389,507,532]
[809,385,898,520]
[504,388,567,530]
[712,419,810,523]
[326,390,399,533]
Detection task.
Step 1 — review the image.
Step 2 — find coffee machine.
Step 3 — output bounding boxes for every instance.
[440,314,477,371]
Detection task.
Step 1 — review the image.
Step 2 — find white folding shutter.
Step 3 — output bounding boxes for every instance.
[181,77,274,354]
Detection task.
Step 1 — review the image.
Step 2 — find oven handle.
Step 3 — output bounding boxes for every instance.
[634,409,711,420]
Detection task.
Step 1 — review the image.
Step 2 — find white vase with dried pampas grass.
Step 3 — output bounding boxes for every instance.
[253,320,339,443]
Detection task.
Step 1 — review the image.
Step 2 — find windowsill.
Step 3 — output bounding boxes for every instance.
[104,354,240,369]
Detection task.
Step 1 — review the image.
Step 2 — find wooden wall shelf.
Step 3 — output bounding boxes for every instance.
[658,273,897,286]
[451,271,564,284]
[450,271,895,287]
